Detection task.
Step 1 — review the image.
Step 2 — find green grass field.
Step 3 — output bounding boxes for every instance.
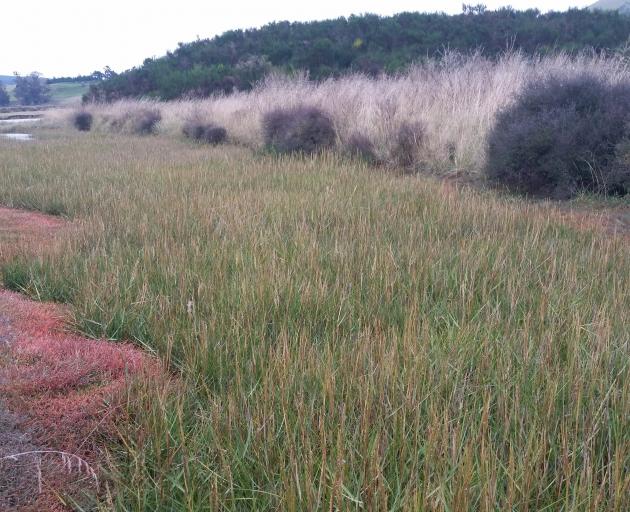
[0,127,628,510]
[4,81,91,106]
[47,82,91,103]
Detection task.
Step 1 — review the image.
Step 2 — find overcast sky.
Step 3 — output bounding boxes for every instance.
[1,1,595,77]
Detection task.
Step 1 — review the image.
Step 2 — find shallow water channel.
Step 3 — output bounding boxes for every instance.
[0,133,33,141]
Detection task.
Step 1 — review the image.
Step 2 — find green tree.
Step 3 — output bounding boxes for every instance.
[13,72,50,105]
[88,8,630,101]
[0,83,10,106]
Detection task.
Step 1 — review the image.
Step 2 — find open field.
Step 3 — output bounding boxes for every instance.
[46,82,91,104]
[4,81,90,107]
[0,124,628,510]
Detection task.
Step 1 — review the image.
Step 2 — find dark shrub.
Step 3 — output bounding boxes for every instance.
[183,121,227,145]
[392,121,425,168]
[610,138,630,195]
[73,111,93,131]
[182,121,205,140]
[203,125,227,145]
[486,74,630,198]
[131,108,161,135]
[262,106,336,154]
[345,133,378,164]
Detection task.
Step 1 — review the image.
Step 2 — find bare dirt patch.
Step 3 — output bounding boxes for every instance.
[0,207,162,510]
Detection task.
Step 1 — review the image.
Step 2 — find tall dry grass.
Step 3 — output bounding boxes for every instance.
[59,51,630,175]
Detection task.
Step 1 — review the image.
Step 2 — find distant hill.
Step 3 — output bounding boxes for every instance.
[0,75,15,85]
[88,7,630,102]
[589,0,630,14]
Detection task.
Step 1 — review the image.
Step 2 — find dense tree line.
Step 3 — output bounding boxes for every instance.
[86,7,630,102]
[48,66,116,84]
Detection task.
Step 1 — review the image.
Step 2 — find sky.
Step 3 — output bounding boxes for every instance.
[1,1,595,78]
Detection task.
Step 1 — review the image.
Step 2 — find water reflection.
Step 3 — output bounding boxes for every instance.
[0,133,33,141]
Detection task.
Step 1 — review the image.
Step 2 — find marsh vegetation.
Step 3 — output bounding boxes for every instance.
[0,51,628,511]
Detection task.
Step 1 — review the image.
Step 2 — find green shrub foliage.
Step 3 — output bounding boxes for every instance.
[485,74,630,198]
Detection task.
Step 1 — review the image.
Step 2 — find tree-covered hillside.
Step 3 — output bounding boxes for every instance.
[87,7,630,102]
[590,0,630,15]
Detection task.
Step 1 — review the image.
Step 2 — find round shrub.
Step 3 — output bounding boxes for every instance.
[73,111,93,131]
[263,106,336,154]
[202,125,227,145]
[182,121,205,140]
[485,74,630,198]
[131,108,161,135]
[183,121,228,145]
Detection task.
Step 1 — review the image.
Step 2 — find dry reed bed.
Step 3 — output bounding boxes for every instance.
[51,52,630,175]
[0,131,628,510]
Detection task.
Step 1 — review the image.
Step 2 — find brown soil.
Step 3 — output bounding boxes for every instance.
[0,207,161,511]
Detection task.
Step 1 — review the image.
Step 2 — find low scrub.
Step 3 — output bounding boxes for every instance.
[262,106,336,154]
[130,108,162,135]
[391,121,425,169]
[344,133,378,164]
[72,111,93,132]
[182,120,227,145]
[77,53,630,174]
[486,73,630,198]
[611,138,630,193]
[107,106,162,135]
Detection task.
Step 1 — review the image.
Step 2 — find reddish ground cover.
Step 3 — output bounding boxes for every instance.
[0,207,67,233]
[0,207,162,510]
[0,207,69,264]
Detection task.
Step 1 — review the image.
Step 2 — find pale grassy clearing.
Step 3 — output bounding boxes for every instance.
[51,52,630,176]
[0,127,628,510]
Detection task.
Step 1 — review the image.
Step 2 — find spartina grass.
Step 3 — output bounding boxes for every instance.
[0,129,628,510]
